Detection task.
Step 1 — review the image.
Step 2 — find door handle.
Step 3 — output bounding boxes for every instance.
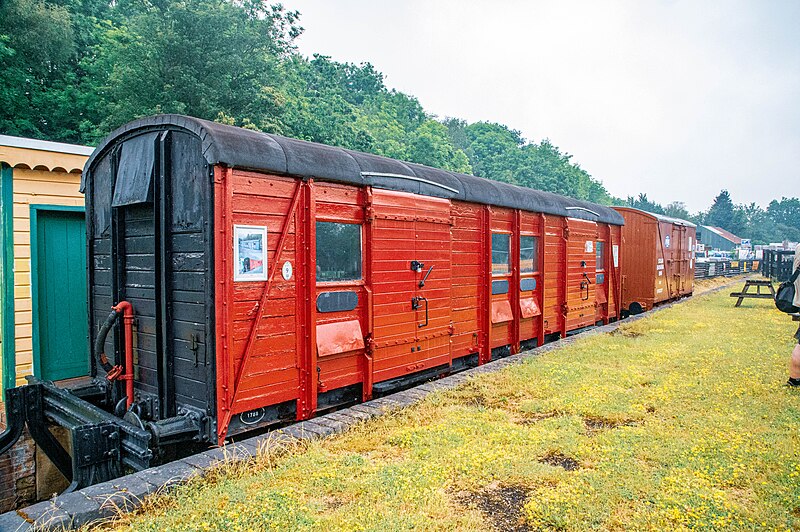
[581,272,592,301]
[419,265,434,288]
[411,296,429,328]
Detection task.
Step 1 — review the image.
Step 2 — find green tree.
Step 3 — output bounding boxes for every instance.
[443,117,469,151]
[767,197,800,228]
[0,0,77,139]
[0,0,617,205]
[624,193,665,215]
[689,194,800,245]
[664,201,691,220]
[408,120,471,173]
[705,190,737,230]
[83,0,301,142]
[462,122,522,180]
[449,123,616,203]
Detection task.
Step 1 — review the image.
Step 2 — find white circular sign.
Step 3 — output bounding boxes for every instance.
[239,407,265,426]
[282,261,293,280]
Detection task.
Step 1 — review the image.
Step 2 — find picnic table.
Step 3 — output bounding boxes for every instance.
[730,279,776,307]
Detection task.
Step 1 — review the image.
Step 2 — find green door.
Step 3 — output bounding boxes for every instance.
[34,209,89,381]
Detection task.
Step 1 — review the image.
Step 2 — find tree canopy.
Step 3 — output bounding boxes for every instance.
[619,189,800,245]
[705,190,737,231]
[0,0,795,243]
[0,0,616,203]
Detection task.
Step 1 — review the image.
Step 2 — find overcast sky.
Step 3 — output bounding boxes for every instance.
[283,0,799,212]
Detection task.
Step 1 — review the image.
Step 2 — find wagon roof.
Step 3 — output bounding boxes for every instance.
[613,206,696,228]
[82,114,624,225]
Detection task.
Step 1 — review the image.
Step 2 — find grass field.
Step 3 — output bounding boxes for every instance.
[98,279,800,531]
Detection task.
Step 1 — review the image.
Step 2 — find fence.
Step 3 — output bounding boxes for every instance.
[761,250,795,282]
[694,260,760,279]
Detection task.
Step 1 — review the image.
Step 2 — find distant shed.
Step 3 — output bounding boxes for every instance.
[698,225,742,252]
[0,135,93,401]
[613,207,696,314]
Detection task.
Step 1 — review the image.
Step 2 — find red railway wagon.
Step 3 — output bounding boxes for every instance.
[0,115,623,489]
[613,207,695,314]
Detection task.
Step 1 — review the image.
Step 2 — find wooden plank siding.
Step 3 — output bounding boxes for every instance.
[12,168,85,385]
[0,142,88,398]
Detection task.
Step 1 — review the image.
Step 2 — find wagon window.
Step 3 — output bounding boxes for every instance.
[596,241,605,271]
[520,236,539,273]
[492,233,510,275]
[316,222,362,282]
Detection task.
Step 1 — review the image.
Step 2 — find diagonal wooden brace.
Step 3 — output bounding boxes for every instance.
[220,180,304,435]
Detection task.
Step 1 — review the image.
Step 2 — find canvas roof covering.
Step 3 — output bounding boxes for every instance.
[82,114,624,225]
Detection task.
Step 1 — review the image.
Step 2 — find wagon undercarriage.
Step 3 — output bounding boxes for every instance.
[0,380,152,490]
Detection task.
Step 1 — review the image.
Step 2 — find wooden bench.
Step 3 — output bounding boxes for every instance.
[730,279,776,307]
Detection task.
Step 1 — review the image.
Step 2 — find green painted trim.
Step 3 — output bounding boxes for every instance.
[30,206,39,378]
[1,164,15,394]
[29,204,86,214]
[29,204,86,379]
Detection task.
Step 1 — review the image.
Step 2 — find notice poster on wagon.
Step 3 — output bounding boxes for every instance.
[234,225,268,281]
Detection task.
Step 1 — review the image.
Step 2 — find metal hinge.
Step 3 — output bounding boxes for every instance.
[191,333,200,367]
[364,333,375,356]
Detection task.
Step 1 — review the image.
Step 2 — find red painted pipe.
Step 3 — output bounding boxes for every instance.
[112,301,135,409]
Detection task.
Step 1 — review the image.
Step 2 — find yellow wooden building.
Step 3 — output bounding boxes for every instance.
[0,135,93,401]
